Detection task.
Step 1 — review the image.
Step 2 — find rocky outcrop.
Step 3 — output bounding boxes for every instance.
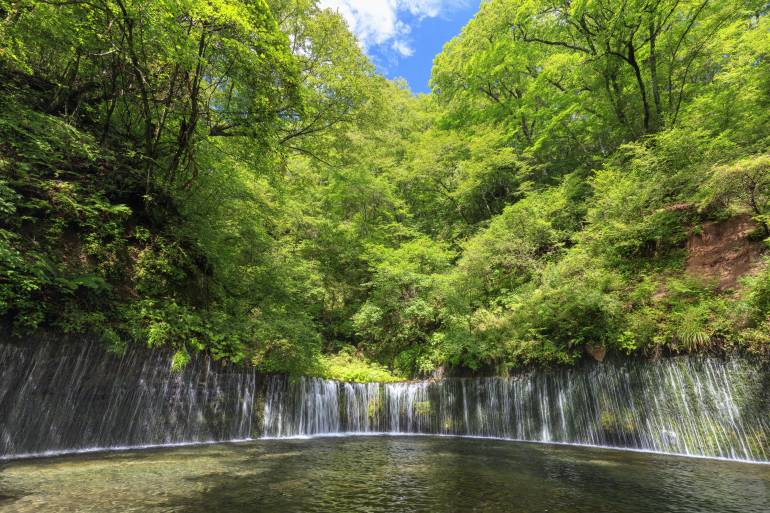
[585,344,607,362]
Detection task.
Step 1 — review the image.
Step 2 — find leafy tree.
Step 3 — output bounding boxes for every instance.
[352,237,453,373]
[700,154,770,233]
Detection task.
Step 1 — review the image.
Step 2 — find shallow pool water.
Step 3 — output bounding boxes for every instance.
[1,437,769,512]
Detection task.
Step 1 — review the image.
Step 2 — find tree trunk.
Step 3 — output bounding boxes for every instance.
[649,19,662,129]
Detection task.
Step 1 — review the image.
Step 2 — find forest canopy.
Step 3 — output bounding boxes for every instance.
[1,0,769,379]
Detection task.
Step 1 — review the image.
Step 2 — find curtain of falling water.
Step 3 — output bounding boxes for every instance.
[3,335,769,463]
[263,358,770,462]
[0,336,255,459]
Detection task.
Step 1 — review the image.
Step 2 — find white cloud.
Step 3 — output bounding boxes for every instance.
[391,39,415,57]
[319,0,467,60]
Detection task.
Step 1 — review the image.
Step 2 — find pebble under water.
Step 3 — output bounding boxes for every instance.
[1,437,768,513]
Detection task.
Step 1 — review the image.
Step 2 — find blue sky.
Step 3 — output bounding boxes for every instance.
[319,1,482,94]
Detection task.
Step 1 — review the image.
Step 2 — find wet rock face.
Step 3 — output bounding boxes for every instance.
[3,336,770,464]
[686,214,764,290]
[264,358,770,462]
[0,336,256,459]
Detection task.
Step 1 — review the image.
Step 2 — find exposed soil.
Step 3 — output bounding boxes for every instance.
[686,214,765,290]
[585,344,607,362]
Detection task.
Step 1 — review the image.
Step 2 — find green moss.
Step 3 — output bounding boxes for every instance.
[367,395,381,418]
[310,346,404,383]
[414,401,431,416]
[599,410,637,434]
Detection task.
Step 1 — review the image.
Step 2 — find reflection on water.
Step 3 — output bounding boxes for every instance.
[1,437,769,513]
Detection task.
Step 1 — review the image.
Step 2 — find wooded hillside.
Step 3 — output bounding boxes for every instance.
[1,0,768,378]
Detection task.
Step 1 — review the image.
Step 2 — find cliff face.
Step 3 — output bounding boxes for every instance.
[3,334,770,462]
[263,358,770,462]
[0,335,258,459]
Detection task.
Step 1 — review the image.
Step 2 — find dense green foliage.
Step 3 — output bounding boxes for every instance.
[1,0,769,379]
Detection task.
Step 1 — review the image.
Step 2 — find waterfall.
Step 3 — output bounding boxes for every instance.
[263,358,770,462]
[0,336,255,459]
[2,336,768,463]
